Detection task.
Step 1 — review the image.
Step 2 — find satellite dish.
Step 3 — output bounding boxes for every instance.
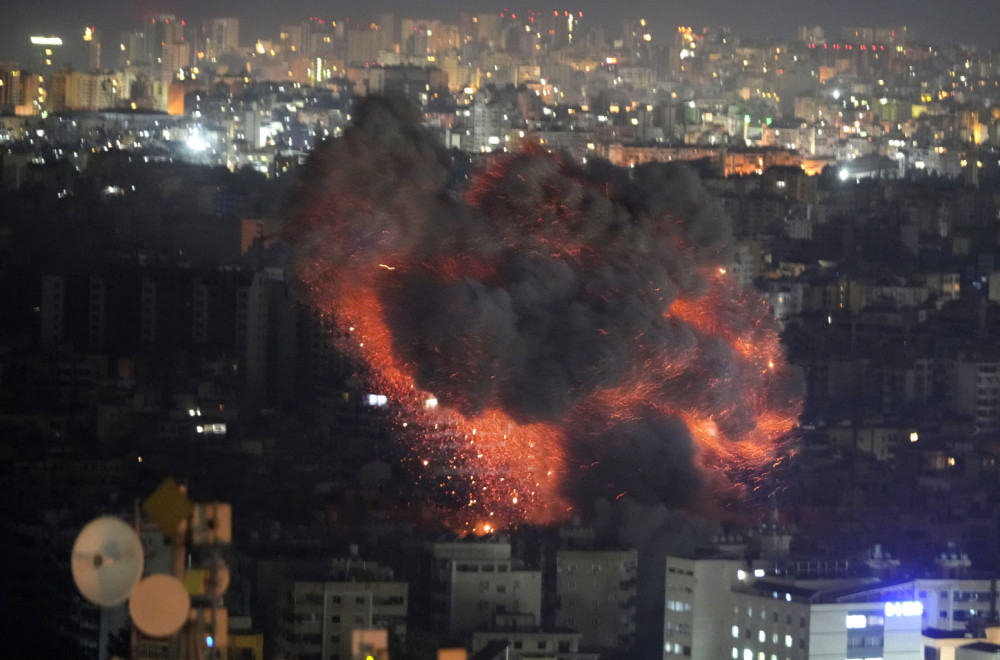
[129,574,191,638]
[71,516,144,607]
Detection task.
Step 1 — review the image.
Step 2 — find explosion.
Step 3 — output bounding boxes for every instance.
[286,97,802,533]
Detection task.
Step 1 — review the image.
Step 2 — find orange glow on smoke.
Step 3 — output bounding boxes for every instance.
[292,137,801,533]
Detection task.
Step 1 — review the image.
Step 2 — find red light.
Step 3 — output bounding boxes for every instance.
[860,45,866,50]
[823,43,827,48]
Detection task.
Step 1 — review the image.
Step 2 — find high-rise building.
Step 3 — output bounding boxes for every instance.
[0,62,23,110]
[146,15,186,82]
[346,28,381,65]
[275,559,407,660]
[203,17,239,60]
[278,24,304,56]
[555,549,638,653]
[29,35,63,103]
[663,555,748,659]
[83,26,100,70]
[49,69,102,111]
[429,538,543,639]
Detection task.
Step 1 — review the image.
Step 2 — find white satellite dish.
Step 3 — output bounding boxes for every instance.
[129,574,191,638]
[71,516,144,607]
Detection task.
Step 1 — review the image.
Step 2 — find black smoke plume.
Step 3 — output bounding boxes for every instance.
[286,96,799,513]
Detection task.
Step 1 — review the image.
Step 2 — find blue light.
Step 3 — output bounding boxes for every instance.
[206,636,215,648]
[885,601,923,617]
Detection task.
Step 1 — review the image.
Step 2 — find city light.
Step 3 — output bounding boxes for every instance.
[884,601,923,617]
[186,134,208,151]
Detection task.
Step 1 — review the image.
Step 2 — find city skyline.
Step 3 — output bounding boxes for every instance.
[2,0,1000,67]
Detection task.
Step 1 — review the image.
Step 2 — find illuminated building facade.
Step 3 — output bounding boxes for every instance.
[83,27,100,70]
[663,559,1000,660]
[663,556,749,660]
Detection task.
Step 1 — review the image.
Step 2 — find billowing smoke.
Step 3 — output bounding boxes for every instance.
[286,96,801,524]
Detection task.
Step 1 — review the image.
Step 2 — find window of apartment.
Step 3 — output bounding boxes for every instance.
[481,563,494,572]
[732,626,739,638]
[330,615,340,623]
[497,585,506,593]
[513,641,522,650]
[732,648,739,659]
[758,631,766,643]
[784,635,793,648]
[355,596,365,604]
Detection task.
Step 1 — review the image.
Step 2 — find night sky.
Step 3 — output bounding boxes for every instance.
[2,0,998,68]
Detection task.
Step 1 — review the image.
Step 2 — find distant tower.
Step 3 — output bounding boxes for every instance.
[83,26,101,70]
[203,17,239,61]
[30,35,63,77]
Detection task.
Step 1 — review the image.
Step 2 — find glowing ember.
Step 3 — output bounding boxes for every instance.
[287,98,802,532]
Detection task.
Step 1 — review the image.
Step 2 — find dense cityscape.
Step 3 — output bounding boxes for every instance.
[3,8,1000,660]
